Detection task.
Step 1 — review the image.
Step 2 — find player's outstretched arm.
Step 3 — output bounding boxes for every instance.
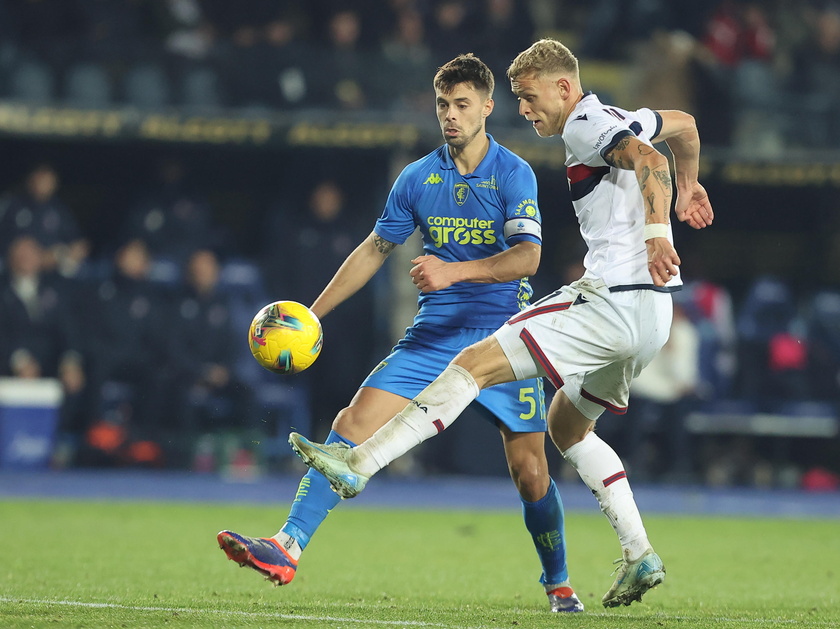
[656,110,714,230]
[409,241,541,293]
[310,231,395,318]
[605,134,679,287]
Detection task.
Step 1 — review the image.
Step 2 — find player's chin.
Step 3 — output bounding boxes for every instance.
[444,134,465,147]
[532,125,555,138]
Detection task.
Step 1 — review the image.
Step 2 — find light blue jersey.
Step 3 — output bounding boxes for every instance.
[375,134,542,329]
[365,134,546,432]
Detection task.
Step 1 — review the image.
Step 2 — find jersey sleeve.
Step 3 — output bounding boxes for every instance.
[501,161,542,246]
[373,166,418,245]
[634,107,663,141]
[563,108,636,166]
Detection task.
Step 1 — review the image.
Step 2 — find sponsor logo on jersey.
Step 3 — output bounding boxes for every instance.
[476,174,498,190]
[453,182,470,205]
[423,173,444,184]
[514,198,538,217]
[593,124,618,150]
[426,215,497,248]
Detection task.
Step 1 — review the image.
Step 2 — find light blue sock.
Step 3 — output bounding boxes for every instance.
[521,477,569,585]
[281,430,355,550]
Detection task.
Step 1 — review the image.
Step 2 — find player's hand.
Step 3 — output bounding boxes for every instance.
[646,238,681,287]
[410,255,454,292]
[675,182,714,229]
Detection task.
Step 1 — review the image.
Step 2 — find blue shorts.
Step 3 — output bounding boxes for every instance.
[361,323,546,433]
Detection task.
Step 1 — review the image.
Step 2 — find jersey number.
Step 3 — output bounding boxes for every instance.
[519,387,537,420]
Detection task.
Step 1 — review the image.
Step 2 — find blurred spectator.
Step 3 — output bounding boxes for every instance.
[473,0,535,123]
[789,5,840,148]
[425,1,478,69]
[118,157,224,267]
[696,0,779,150]
[629,30,699,113]
[602,303,701,482]
[805,289,840,400]
[308,8,376,110]
[578,0,706,60]
[380,7,435,113]
[475,0,535,73]
[0,235,87,445]
[219,9,310,110]
[80,239,172,464]
[153,0,218,63]
[76,0,159,65]
[678,276,738,399]
[0,163,90,277]
[165,248,255,451]
[3,0,84,67]
[264,179,376,438]
[735,275,807,402]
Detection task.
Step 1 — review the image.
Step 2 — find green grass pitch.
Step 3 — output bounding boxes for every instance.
[1,498,838,628]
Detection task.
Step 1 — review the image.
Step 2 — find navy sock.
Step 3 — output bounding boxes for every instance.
[521,477,569,585]
[281,430,355,550]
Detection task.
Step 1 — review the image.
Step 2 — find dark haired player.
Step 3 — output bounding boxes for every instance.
[218,53,583,613]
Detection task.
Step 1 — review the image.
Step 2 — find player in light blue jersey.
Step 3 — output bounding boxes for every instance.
[218,53,583,613]
[291,38,714,610]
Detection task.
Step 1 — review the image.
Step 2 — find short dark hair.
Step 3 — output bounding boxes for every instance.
[433,53,494,98]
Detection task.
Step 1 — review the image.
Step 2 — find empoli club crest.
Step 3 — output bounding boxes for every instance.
[453,183,470,206]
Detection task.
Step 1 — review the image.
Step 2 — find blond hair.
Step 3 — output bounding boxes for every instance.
[507,38,579,81]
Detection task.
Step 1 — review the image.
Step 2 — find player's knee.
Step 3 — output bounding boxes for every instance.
[331,406,375,443]
[549,421,593,453]
[508,457,549,502]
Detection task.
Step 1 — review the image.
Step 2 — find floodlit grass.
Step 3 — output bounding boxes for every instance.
[1,497,838,628]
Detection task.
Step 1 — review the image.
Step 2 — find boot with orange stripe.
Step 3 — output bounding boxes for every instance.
[217,530,298,585]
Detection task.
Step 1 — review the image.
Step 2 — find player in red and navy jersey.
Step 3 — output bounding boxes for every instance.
[291,38,714,608]
[219,53,584,613]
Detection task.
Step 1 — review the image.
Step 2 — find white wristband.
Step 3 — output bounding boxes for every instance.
[643,223,669,241]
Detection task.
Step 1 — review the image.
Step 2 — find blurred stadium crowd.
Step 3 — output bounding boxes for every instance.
[1,0,840,150]
[0,0,838,488]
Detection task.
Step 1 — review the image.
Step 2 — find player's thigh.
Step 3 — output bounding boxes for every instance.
[333,386,409,443]
[453,334,518,388]
[560,289,673,420]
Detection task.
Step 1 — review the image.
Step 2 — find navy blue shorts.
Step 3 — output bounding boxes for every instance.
[361,324,546,433]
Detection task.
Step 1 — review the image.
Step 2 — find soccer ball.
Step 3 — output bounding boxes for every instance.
[248,301,323,374]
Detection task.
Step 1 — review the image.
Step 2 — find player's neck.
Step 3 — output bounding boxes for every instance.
[449,133,490,176]
[559,90,585,133]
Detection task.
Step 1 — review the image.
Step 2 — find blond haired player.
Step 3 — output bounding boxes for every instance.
[291,38,713,607]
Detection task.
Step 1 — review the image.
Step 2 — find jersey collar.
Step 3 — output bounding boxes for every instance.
[439,133,499,178]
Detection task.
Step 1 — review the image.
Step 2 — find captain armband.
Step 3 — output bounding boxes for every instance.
[503,217,542,241]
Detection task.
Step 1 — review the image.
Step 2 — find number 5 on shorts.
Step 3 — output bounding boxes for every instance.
[519,387,536,420]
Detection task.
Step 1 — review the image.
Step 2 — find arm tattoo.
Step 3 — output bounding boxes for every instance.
[372,234,397,255]
[653,168,673,191]
[604,137,632,169]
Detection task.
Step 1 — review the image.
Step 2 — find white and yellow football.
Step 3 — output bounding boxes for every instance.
[248,301,323,374]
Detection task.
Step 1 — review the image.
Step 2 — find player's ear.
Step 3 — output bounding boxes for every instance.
[556,77,569,97]
[483,98,494,118]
